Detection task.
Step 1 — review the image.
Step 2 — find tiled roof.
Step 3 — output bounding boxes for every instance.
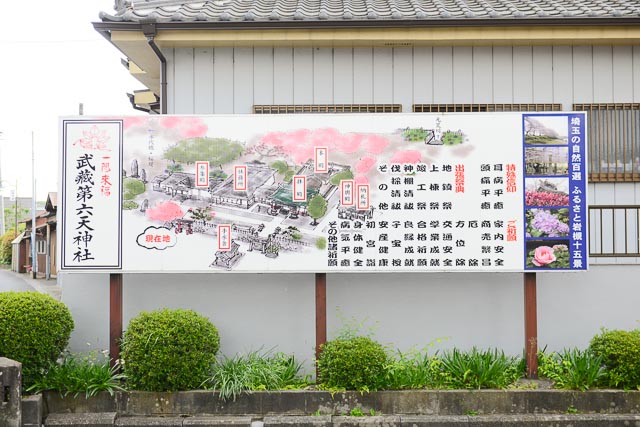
[100,0,640,23]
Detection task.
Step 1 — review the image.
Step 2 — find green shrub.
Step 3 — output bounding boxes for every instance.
[0,292,74,388]
[122,201,139,210]
[204,349,308,401]
[315,237,327,250]
[317,336,388,391]
[589,329,640,389]
[123,178,145,200]
[0,229,18,264]
[121,308,220,391]
[538,348,604,391]
[438,348,523,389]
[27,351,126,397]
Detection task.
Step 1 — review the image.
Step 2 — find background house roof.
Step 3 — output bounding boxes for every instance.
[100,0,640,23]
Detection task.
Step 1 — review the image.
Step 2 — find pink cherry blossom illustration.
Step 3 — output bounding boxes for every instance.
[123,116,148,130]
[390,150,422,164]
[355,156,376,173]
[159,116,208,138]
[354,175,369,185]
[363,135,390,154]
[146,201,184,222]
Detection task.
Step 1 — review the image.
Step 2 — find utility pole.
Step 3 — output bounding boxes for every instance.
[31,132,37,279]
[14,180,17,233]
[0,131,5,236]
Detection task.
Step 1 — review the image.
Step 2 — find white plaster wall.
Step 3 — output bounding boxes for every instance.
[63,266,640,366]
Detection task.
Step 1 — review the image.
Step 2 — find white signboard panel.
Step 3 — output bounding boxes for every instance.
[60,120,122,269]
[59,113,587,273]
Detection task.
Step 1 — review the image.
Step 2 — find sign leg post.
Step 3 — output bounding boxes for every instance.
[110,273,123,368]
[315,272,327,380]
[524,272,538,378]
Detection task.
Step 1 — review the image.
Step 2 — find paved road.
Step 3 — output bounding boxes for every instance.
[0,268,37,292]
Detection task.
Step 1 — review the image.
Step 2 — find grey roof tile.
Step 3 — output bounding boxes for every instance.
[99,0,640,23]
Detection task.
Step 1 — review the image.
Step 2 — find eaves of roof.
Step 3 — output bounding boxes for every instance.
[94,16,640,32]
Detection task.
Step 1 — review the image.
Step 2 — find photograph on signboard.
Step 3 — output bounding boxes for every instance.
[524,116,569,145]
[59,113,587,273]
[525,240,571,269]
[525,208,570,238]
[524,147,569,176]
[524,178,569,207]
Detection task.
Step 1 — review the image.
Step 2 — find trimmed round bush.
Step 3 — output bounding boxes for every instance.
[317,336,388,390]
[589,329,640,389]
[121,308,220,391]
[0,292,74,387]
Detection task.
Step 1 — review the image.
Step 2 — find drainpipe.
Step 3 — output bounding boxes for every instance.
[141,22,167,114]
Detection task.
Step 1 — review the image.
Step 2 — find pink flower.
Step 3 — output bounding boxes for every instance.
[532,246,556,266]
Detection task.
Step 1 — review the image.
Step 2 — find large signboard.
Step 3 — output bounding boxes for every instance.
[59,113,587,273]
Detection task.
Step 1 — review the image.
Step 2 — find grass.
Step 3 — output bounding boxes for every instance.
[27,352,126,397]
[203,349,309,401]
[438,348,524,389]
[538,348,605,391]
[384,348,442,389]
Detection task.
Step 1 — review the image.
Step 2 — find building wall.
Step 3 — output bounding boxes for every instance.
[166,45,640,209]
[166,45,640,115]
[62,44,640,366]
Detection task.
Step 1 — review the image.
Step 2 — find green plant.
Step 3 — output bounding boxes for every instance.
[329,170,355,186]
[209,169,228,180]
[270,160,290,175]
[384,348,438,389]
[538,348,604,391]
[350,407,365,416]
[589,329,640,389]
[566,405,579,414]
[317,336,388,391]
[120,308,220,391]
[465,409,479,416]
[333,309,378,340]
[441,130,465,145]
[123,178,145,200]
[0,229,18,264]
[0,292,74,388]
[438,348,523,389]
[315,237,327,250]
[27,351,126,397]
[122,200,139,210]
[203,349,308,401]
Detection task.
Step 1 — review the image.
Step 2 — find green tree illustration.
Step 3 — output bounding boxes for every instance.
[308,194,327,226]
[164,137,244,166]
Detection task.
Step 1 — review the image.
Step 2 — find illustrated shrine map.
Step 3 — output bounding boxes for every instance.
[59,113,587,273]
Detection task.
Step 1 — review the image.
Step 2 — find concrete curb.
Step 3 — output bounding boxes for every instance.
[41,413,640,427]
[42,389,640,417]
